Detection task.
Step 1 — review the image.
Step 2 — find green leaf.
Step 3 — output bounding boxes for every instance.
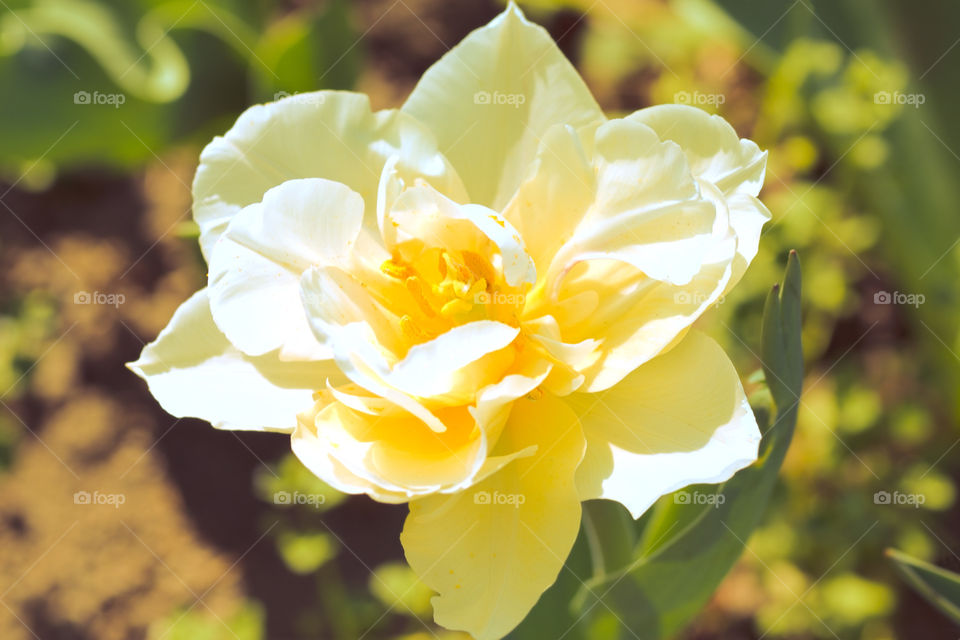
[569,251,803,639]
[887,548,960,625]
[582,499,637,577]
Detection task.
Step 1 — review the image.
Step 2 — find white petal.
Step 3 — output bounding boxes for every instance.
[193,91,465,260]
[627,104,766,197]
[501,124,597,274]
[207,178,364,359]
[299,265,406,356]
[547,117,714,287]
[387,321,520,399]
[402,4,603,209]
[627,105,771,290]
[128,289,343,432]
[317,322,450,434]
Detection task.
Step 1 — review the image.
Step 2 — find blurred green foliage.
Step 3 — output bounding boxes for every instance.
[149,600,265,640]
[0,0,358,184]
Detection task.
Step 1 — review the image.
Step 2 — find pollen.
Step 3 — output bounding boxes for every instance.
[400,315,430,342]
[380,258,413,280]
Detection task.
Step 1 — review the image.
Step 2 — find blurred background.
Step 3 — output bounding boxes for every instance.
[1,0,959,638]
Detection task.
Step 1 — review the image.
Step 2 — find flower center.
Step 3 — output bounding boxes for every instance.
[380,248,523,346]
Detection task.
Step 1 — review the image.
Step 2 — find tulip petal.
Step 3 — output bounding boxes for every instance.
[208,178,365,359]
[294,391,487,500]
[292,392,537,504]
[401,393,585,640]
[571,330,761,518]
[576,248,734,392]
[628,105,766,196]
[500,124,597,273]
[627,105,770,290]
[128,289,343,431]
[387,321,520,401]
[532,117,714,288]
[402,3,603,209]
[193,91,465,260]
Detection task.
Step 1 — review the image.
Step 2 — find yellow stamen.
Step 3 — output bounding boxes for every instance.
[405,276,437,317]
[462,250,496,285]
[400,315,430,342]
[381,258,412,280]
[441,298,473,318]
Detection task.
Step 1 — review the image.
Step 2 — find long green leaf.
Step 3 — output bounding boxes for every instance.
[887,548,960,625]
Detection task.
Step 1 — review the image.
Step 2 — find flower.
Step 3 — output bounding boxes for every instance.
[129,4,770,638]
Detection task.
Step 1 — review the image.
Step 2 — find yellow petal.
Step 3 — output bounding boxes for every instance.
[401,393,585,640]
[292,386,537,503]
[570,330,760,518]
[293,391,486,500]
[402,4,603,209]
